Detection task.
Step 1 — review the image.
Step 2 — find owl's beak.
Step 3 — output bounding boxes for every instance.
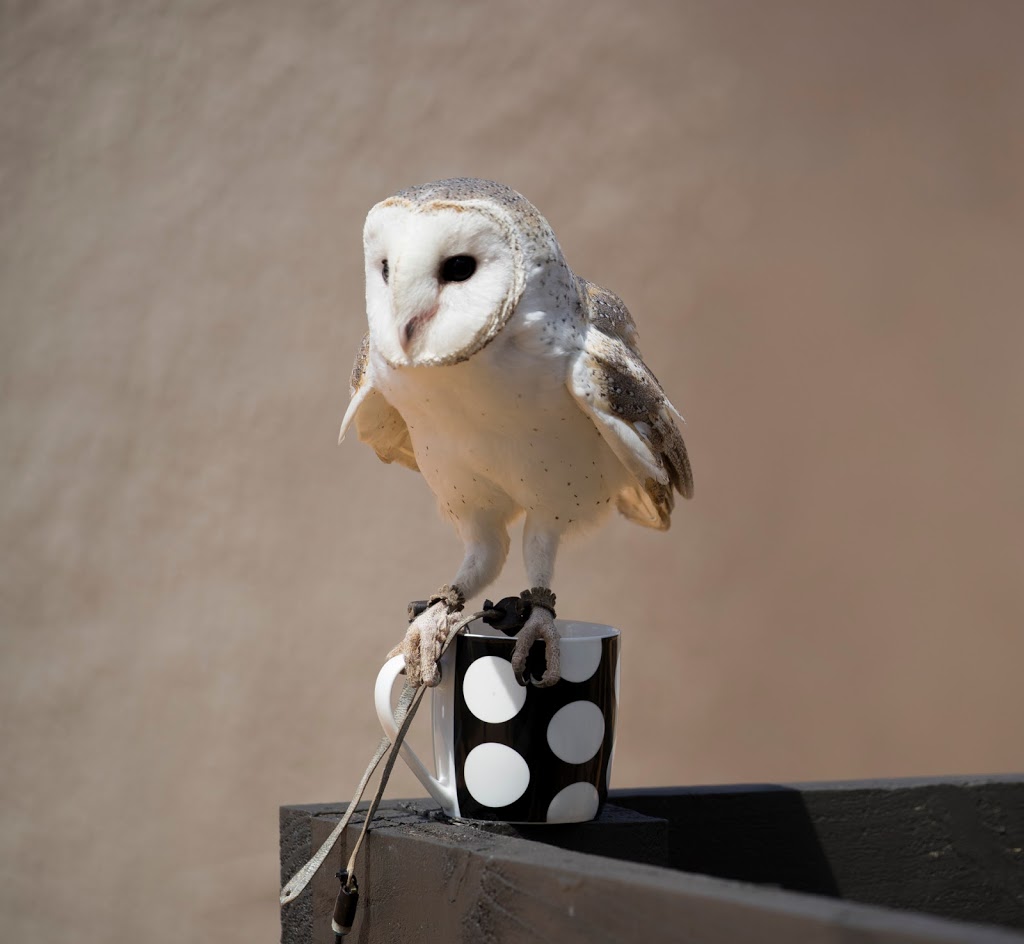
[399,302,440,354]
[391,257,441,356]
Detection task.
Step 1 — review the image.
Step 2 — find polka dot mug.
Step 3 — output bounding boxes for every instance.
[375,619,620,823]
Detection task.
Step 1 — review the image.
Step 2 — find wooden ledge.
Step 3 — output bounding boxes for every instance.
[281,776,1024,943]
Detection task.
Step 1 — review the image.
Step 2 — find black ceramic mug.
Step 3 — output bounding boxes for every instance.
[375,619,620,823]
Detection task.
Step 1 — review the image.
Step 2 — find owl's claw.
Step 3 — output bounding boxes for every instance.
[511,605,561,687]
[388,598,458,688]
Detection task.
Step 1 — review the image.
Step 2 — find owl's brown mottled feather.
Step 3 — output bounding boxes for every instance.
[571,279,693,530]
[578,278,642,354]
[349,332,371,395]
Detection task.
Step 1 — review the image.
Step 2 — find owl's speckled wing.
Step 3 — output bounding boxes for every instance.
[569,279,693,530]
[577,278,642,355]
[341,333,419,472]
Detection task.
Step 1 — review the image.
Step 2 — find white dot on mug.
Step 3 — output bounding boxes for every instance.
[462,656,527,723]
[463,742,530,808]
[546,700,606,764]
[558,637,603,684]
[546,781,600,823]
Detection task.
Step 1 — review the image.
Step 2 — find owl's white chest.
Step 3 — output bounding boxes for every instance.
[373,325,626,529]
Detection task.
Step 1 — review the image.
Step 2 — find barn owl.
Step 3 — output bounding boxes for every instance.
[340,178,692,688]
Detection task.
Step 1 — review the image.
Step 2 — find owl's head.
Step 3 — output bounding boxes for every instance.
[363,179,558,368]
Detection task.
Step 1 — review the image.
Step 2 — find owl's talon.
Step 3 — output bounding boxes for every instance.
[391,597,459,688]
[510,605,561,687]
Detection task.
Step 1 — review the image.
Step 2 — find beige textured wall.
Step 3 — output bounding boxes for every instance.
[2,2,1023,941]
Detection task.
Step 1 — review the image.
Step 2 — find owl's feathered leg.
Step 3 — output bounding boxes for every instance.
[511,519,562,687]
[390,515,510,687]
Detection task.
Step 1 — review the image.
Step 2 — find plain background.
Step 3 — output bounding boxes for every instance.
[2,1,1022,941]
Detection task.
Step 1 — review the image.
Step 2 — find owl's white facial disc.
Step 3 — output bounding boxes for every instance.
[363,200,524,367]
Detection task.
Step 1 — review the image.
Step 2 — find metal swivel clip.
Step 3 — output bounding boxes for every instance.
[332,870,359,941]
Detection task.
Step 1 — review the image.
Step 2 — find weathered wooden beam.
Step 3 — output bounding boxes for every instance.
[280,777,1024,944]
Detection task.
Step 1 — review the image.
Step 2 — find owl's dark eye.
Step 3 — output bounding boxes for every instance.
[381,259,389,284]
[440,255,476,283]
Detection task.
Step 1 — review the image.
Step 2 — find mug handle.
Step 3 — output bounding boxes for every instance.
[374,655,456,812]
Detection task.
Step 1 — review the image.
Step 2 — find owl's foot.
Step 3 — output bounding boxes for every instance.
[389,585,465,688]
[511,588,561,687]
